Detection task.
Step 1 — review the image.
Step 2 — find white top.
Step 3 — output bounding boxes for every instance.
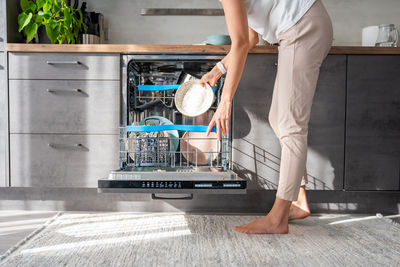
[219,0,316,44]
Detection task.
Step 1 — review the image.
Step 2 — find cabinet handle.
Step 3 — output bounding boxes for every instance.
[274,62,278,67]
[46,60,81,65]
[47,88,83,94]
[48,143,84,149]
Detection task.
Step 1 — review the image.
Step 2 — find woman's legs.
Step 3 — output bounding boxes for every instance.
[234,0,332,234]
[271,90,311,220]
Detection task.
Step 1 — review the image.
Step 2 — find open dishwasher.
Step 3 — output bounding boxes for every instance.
[98,54,246,198]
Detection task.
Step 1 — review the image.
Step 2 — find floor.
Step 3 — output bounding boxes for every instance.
[1,211,399,266]
[0,210,58,255]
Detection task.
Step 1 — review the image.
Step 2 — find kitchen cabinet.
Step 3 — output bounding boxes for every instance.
[0,0,4,51]
[0,0,5,187]
[8,52,120,188]
[8,53,120,80]
[345,55,400,190]
[9,80,120,134]
[10,134,118,187]
[0,52,5,186]
[232,54,346,191]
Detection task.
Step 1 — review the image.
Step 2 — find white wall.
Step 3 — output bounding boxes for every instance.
[85,0,400,46]
[84,0,226,45]
[324,0,400,45]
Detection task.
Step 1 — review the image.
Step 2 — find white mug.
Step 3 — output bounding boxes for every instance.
[362,25,379,46]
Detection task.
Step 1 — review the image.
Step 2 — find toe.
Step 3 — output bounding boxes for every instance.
[234,227,248,234]
[234,226,243,232]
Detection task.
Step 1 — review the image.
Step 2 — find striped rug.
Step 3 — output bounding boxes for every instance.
[1,212,399,266]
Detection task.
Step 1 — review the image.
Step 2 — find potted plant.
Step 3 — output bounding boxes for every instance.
[18,0,86,44]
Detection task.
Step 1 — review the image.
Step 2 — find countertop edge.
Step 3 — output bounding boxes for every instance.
[5,43,400,54]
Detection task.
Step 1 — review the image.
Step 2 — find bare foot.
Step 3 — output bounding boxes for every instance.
[288,202,310,221]
[234,214,289,234]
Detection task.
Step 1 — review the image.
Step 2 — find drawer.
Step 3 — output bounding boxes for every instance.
[0,1,4,51]
[10,134,119,187]
[9,80,120,134]
[0,52,4,79]
[8,52,120,80]
[0,52,5,186]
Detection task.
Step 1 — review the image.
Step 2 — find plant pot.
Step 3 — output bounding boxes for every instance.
[37,26,51,44]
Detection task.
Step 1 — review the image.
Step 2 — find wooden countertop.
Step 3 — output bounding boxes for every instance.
[6,43,400,54]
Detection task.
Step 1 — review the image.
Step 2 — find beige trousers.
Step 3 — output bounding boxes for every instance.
[268,0,333,201]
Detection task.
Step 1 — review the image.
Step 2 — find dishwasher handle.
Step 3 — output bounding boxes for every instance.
[151,193,193,200]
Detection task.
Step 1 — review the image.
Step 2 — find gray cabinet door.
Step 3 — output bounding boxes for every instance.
[0,0,4,51]
[8,53,120,80]
[10,134,119,187]
[345,55,400,190]
[232,54,346,191]
[9,80,120,134]
[0,52,5,186]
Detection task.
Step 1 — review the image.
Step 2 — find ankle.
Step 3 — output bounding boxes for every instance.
[295,186,308,204]
[269,198,291,223]
[268,212,289,225]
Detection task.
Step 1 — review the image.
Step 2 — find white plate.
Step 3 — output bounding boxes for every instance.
[175,80,214,117]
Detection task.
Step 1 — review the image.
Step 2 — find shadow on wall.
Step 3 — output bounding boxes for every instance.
[232,54,345,192]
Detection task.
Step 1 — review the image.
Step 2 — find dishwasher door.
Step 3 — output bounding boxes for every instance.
[98,167,246,194]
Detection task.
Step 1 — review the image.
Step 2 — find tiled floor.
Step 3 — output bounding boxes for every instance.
[0,210,58,255]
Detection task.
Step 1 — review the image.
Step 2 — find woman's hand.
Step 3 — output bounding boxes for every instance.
[206,98,232,140]
[200,67,223,88]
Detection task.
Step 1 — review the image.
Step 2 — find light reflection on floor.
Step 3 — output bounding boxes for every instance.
[328,215,379,225]
[21,229,192,255]
[17,213,193,255]
[56,214,190,237]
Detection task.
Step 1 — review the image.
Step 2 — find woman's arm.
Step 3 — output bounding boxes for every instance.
[201,27,259,88]
[221,27,259,71]
[206,0,252,139]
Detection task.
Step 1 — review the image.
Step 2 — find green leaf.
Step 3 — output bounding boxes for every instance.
[36,0,46,9]
[33,14,43,24]
[63,8,72,27]
[49,19,58,30]
[43,1,52,13]
[45,23,59,44]
[26,2,37,13]
[57,33,65,44]
[18,12,32,32]
[24,22,39,42]
[38,11,52,20]
[20,0,30,12]
[66,31,72,44]
[53,0,61,14]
